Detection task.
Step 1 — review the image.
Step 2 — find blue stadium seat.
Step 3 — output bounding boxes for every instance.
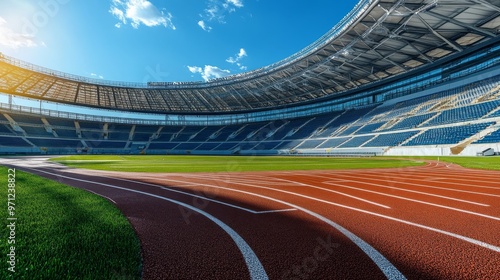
[404,122,493,146]
[474,128,500,144]
[337,135,374,148]
[0,136,32,147]
[363,131,418,147]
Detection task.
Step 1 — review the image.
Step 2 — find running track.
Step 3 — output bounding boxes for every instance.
[2,157,499,280]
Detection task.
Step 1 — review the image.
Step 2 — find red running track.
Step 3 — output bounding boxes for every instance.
[3,158,500,280]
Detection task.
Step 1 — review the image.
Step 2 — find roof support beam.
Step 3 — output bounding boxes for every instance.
[471,0,500,13]
[416,14,464,52]
[426,11,496,38]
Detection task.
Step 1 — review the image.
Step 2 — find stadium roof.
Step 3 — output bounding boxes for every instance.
[1,0,499,114]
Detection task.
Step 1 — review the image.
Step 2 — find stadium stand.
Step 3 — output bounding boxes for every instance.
[338,135,375,148]
[404,123,494,146]
[0,136,31,147]
[474,128,500,144]
[0,0,499,156]
[364,131,419,147]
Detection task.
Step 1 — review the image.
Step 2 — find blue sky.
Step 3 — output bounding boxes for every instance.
[0,0,359,84]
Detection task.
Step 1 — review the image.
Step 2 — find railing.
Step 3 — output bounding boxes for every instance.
[0,53,145,88]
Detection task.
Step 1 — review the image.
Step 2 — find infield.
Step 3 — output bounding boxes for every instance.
[51,155,424,172]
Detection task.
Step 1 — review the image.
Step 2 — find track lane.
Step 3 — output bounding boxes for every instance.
[163,171,500,279]
[2,157,499,279]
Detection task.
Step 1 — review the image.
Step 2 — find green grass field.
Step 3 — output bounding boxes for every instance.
[50,155,500,172]
[398,156,500,170]
[0,166,141,279]
[51,155,425,173]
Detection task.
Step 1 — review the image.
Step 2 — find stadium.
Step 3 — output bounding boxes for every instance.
[1,0,500,279]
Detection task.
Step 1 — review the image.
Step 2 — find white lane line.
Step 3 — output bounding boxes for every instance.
[354,171,500,191]
[255,209,297,214]
[115,177,297,214]
[159,177,406,280]
[22,168,269,280]
[302,172,500,199]
[217,178,297,186]
[221,180,500,254]
[400,170,500,184]
[308,173,490,207]
[321,181,500,222]
[85,189,117,204]
[232,177,391,209]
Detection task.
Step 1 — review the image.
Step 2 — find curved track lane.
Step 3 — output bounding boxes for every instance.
[2,157,499,280]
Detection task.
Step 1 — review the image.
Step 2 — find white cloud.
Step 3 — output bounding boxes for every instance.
[90,73,104,79]
[226,48,247,64]
[109,0,175,29]
[0,17,39,49]
[197,20,212,32]
[226,0,243,8]
[187,66,202,74]
[188,65,230,81]
[198,0,244,31]
[188,48,248,81]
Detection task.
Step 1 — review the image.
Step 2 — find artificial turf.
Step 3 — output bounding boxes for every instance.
[51,155,424,172]
[0,166,142,279]
[398,156,500,171]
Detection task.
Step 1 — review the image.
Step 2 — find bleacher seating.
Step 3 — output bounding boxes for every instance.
[387,113,435,130]
[0,114,9,122]
[27,138,82,148]
[272,118,310,140]
[148,142,180,150]
[355,122,385,134]
[193,126,223,142]
[487,109,500,118]
[296,139,325,149]
[274,140,303,150]
[338,135,374,148]
[1,73,500,155]
[86,141,127,149]
[317,137,350,148]
[337,125,361,136]
[404,122,493,146]
[174,142,202,150]
[8,113,44,125]
[54,129,77,138]
[133,125,158,133]
[0,136,32,147]
[252,141,282,150]
[0,124,13,135]
[364,131,418,147]
[81,130,105,140]
[474,128,500,144]
[45,117,75,128]
[213,142,239,150]
[21,126,53,137]
[424,100,500,126]
[108,130,131,141]
[78,121,102,130]
[196,142,220,150]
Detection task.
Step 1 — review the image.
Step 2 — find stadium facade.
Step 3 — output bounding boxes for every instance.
[0,0,500,156]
